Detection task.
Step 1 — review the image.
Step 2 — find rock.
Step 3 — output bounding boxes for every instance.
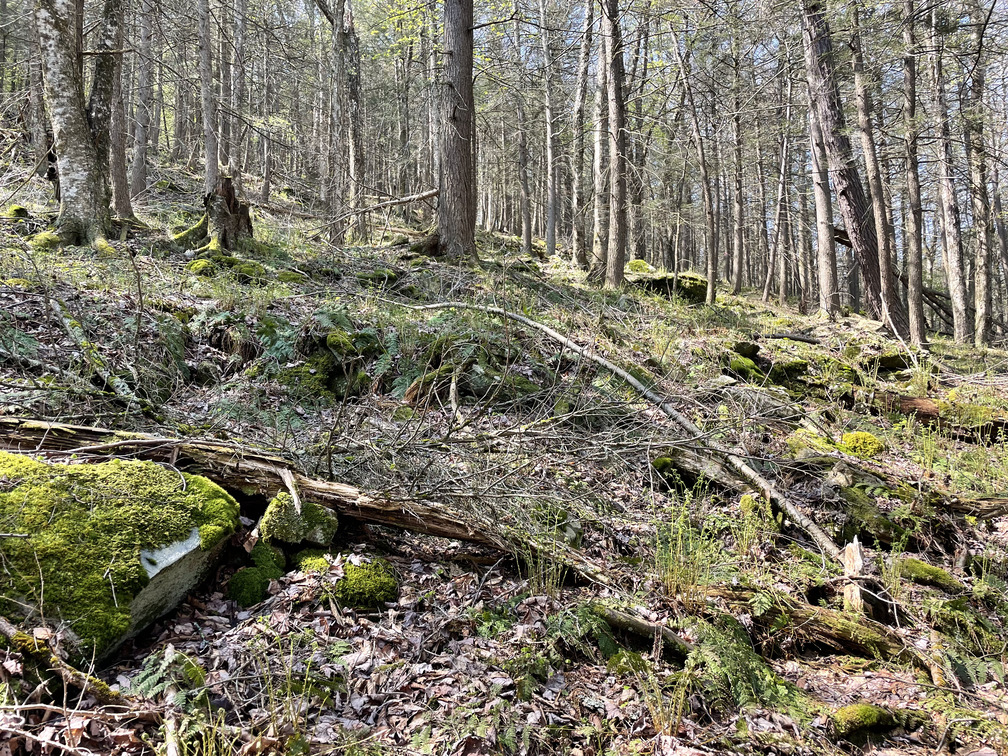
[259,491,338,546]
[733,341,760,360]
[0,451,239,661]
[626,272,708,305]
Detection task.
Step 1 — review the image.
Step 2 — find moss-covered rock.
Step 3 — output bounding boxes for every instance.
[186,258,216,277]
[625,258,653,274]
[898,557,963,592]
[4,205,29,219]
[627,272,707,304]
[29,230,61,251]
[356,268,399,287]
[785,429,836,458]
[732,341,760,360]
[838,486,907,547]
[768,359,809,386]
[332,558,398,610]
[259,492,338,546]
[830,703,896,739]
[841,431,885,459]
[0,451,239,659]
[727,356,765,383]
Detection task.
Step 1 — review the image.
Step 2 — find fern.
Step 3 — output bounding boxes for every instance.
[373,328,400,379]
[128,646,209,711]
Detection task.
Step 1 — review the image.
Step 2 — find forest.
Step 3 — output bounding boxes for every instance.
[1,0,1008,753]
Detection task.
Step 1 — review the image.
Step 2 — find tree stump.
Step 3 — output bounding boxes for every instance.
[206,176,253,250]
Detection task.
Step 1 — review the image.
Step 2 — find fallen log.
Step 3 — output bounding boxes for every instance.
[0,418,613,588]
[875,390,1008,444]
[702,586,934,675]
[592,604,693,661]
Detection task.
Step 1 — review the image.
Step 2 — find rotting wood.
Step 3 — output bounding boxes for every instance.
[592,604,692,661]
[875,390,1008,443]
[398,301,842,559]
[702,586,935,676]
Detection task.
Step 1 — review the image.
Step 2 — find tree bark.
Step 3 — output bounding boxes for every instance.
[570,0,594,269]
[129,0,154,198]
[437,0,476,260]
[603,0,627,289]
[35,0,123,243]
[197,0,219,195]
[965,0,993,346]
[730,51,744,295]
[902,0,926,345]
[539,0,557,259]
[229,0,248,193]
[928,8,970,343]
[590,40,609,281]
[345,0,367,241]
[808,101,838,318]
[800,0,908,337]
[852,5,903,339]
[513,19,533,258]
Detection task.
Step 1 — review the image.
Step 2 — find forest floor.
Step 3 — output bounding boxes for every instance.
[1,172,1008,756]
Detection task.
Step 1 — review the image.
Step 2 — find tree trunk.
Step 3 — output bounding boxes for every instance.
[197,0,219,195]
[808,98,839,318]
[902,0,926,345]
[437,0,476,260]
[763,80,791,304]
[965,0,993,346]
[800,0,908,337]
[206,176,252,250]
[603,0,627,289]
[539,0,557,259]
[345,0,367,241]
[35,0,122,243]
[590,41,609,281]
[512,19,533,258]
[852,5,904,339]
[110,23,134,220]
[229,0,248,193]
[730,58,744,294]
[129,0,154,198]
[570,0,594,269]
[929,10,970,343]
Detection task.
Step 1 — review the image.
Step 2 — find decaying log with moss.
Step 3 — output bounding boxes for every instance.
[875,391,1008,443]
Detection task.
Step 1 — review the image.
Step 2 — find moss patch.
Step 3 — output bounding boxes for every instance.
[332,559,398,610]
[831,703,896,739]
[226,540,286,607]
[29,230,61,250]
[4,205,29,219]
[728,356,765,382]
[899,557,962,592]
[841,431,885,459]
[293,549,331,574]
[186,258,216,277]
[0,451,239,658]
[259,492,338,546]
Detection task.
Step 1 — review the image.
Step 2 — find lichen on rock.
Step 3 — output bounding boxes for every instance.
[259,491,338,546]
[0,451,239,659]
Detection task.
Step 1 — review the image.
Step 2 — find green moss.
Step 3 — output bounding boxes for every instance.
[0,451,239,659]
[728,356,765,382]
[227,567,272,607]
[172,214,209,248]
[259,492,338,546]
[277,351,341,400]
[332,559,398,610]
[733,341,760,360]
[392,406,415,422]
[234,261,267,282]
[186,258,216,276]
[356,269,399,287]
[277,270,306,284]
[227,541,286,608]
[29,230,61,251]
[92,238,116,257]
[625,259,653,274]
[830,703,897,739]
[839,486,906,546]
[786,429,836,457]
[293,549,331,574]
[768,359,809,386]
[326,329,355,355]
[4,205,29,219]
[841,431,885,459]
[898,557,962,592]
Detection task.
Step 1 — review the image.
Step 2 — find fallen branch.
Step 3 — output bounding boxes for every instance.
[875,390,1008,444]
[0,418,612,587]
[592,604,693,661]
[398,301,842,559]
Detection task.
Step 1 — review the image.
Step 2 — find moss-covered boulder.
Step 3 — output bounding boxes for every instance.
[830,702,922,743]
[332,558,398,610]
[898,557,963,592]
[0,451,239,660]
[627,272,707,305]
[29,230,61,251]
[259,492,338,546]
[4,205,29,219]
[727,355,765,383]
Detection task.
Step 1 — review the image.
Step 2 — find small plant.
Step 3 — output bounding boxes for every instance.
[655,495,716,612]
